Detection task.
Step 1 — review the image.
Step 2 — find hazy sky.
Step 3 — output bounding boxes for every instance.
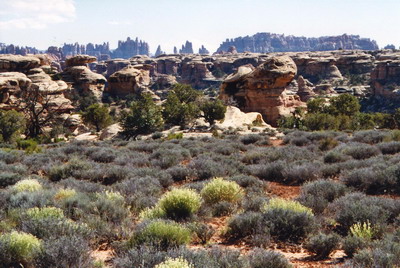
[0,0,399,54]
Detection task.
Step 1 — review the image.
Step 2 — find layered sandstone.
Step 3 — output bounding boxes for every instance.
[220,56,304,125]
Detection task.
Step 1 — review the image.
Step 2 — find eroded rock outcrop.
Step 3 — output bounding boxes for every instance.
[61,55,106,99]
[371,52,400,97]
[220,56,304,125]
[107,65,151,96]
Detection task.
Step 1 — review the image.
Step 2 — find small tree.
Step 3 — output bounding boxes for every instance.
[120,93,164,139]
[307,98,328,114]
[82,104,112,132]
[162,84,202,128]
[330,94,360,116]
[0,110,26,142]
[200,99,226,126]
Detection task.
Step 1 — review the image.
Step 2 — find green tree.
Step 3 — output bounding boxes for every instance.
[0,110,26,142]
[330,94,360,116]
[162,84,202,127]
[82,104,112,132]
[120,93,164,139]
[307,98,328,114]
[200,99,227,126]
[304,113,339,131]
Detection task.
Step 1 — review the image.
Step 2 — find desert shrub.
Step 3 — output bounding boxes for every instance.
[240,134,263,145]
[377,141,400,155]
[304,233,340,259]
[341,167,395,194]
[131,220,192,250]
[94,191,128,223]
[318,137,339,151]
[189,222,215,245]
[12,178,42,192]
[154,257,194,268]
[249,161,285,182]
[7,190,53,209]
[150,148,189,169]
[298,179,347,214]
[324,151,349,163]
[320,164,341,178]
[211,201,237,217]
[243,195,269,212]
[20,207,89,239]
[53,188,77,201]
[343,235,368,257]
[201,178,243,204]
[189,156,225,180]
[0,150,22,164]
[167,165,192,182]
[228,175,265,191]
[329,192,399,232]
[283,162,320,185]
[0,231,42,266]
[35,235,94,268]
[48,158,91,181]
[351,130,388,144]
[227,212,264,239]
[350,245,400,268]
[88,147,116,163]
[82,103,112,132]
[247,248,292,268]
[158,188,202,220]
[0,172,21,188]
[262,198,315,242]
[341,143,380,160]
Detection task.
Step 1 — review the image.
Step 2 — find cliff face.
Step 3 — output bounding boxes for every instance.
[217,33,379,53]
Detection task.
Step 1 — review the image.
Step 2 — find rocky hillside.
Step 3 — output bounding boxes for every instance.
[217,33,379,53]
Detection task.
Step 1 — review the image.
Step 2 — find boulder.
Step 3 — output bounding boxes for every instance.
[27,68,68,93]
[216,106,271,130]
[220,56,304,126]
[100,123,122,140]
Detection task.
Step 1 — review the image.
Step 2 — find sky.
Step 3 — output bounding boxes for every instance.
[0,0,399,54]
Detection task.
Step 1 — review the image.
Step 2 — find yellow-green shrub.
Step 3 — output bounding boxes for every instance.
[201,177,243,204]
[158,188,201,220]
[12,179,42,192]
[264,198,313,216]
[155,257,194,268]
[0,231,42,264]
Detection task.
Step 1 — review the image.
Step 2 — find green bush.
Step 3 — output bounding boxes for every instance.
[304,233,340,259]
[0,231,42,266]
[200,99,226,126]
[264,198,313,216]
[154,257,193,268]
[120,93,164,139]
[158,188,202,220]
[0,110,26,143]
[201,177,244,204]
[12,178,42,192]
[132,220,192,250]
[82,103,112,132]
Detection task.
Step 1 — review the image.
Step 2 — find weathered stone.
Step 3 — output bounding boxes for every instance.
[220,56,304,126]
[65,55,97,67]
[107,65,151,96]
[297,75,316,102]
[0,55,41,72]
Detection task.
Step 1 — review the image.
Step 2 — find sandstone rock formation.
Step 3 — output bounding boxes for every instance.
[179,41,194,54]
[0,55,41,72]
[220,56,304,125]
[371,52,400,97]
[217,33,379,53]
[297,76,316,102]
[61,55,106,99]
[107,65,151,96]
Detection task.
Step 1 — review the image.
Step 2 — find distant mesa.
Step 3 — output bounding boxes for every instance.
[217,33,380,53]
